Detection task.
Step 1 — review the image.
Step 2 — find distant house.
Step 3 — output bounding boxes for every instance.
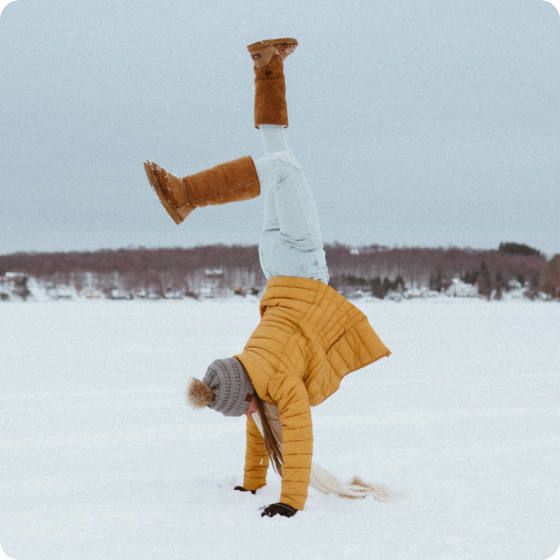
[205,268,223,277]
[446,278,479,297]
[0,272,30,300]
[3,272,25,280]
[44,283,73,300]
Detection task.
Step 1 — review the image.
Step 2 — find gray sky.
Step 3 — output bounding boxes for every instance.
[1,0,559,256]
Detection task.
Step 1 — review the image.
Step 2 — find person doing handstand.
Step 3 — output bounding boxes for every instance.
[144,38,391,518]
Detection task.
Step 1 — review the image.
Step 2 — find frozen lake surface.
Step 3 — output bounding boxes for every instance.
[1,297,559,560]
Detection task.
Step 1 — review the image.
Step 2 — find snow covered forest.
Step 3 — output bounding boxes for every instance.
[0,242,559,302]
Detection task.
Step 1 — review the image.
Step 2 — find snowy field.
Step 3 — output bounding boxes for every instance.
[0,297,559,560]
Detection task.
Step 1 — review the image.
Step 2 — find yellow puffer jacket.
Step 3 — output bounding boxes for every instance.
[235,276,391,510]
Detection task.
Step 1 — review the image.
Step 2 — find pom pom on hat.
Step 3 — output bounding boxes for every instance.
[186,358,255,417]
[186,378,214,408]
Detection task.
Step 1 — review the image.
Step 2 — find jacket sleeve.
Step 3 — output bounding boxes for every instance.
[267,375,313,511]
[243,417,269,491]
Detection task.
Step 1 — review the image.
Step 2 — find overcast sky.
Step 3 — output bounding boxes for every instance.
[1,0,559,256]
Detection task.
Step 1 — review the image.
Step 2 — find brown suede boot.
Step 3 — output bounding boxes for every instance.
[247,38,298,129]
[144,156,261,225]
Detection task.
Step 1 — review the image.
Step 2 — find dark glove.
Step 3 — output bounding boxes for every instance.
[260,503,297,518]
[234,486,256,495]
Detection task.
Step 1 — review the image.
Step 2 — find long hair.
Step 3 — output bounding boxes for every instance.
[254,393,283,476]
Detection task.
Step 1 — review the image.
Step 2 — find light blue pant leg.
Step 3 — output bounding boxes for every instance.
[254,126,329,284]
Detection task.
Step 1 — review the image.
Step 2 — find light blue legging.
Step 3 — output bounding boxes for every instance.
[253,125,329,284]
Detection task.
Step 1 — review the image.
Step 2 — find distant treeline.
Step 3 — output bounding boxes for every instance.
[0,242,559,300]
[326,243,552,299]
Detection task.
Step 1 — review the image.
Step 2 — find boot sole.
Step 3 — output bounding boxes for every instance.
[247,38,298,53]
[143,161,195,225]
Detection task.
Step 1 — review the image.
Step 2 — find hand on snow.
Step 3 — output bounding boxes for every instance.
[260,503,297,518]
[234,486,256,495]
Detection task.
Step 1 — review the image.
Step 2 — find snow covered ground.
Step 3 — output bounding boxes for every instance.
[0,297,559,560]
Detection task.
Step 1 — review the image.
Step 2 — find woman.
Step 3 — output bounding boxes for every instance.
[144,38,391,518]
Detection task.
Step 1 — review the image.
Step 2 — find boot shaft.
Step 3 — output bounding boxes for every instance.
[184,156,260,208]
[253,56,288,129]
[247,38,298,129]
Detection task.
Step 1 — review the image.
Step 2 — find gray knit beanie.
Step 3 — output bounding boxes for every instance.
[186,357,255,417]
